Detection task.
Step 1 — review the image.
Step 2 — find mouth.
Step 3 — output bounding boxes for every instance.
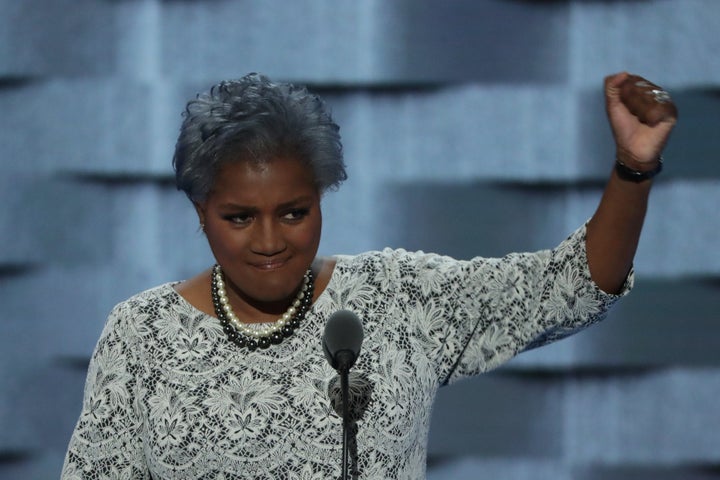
[249,259,288,271]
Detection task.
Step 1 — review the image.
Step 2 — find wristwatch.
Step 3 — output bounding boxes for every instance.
[614,157,663,182]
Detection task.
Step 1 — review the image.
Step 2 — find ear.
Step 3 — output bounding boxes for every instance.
[193,201,206,226]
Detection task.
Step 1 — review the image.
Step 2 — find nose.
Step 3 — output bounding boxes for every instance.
[250,218,286,256]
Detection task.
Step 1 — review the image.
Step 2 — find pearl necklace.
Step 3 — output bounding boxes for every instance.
[211,264,314,351]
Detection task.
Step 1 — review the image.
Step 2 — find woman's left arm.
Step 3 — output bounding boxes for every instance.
[586,72,678,294]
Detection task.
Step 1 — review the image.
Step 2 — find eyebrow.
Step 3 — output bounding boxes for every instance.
[217,195,316,211]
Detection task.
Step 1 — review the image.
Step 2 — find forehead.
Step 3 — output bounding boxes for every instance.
[209,157,318,204]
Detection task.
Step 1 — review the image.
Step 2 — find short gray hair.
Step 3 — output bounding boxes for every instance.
[173,73,346,202]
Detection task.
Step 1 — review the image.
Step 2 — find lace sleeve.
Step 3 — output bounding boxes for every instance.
[442,222,632,383]
[61,302,150,479]
[515,222,633,350]
[390,223,631,385]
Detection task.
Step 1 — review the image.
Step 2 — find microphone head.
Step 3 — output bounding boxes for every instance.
[322,310,363,371]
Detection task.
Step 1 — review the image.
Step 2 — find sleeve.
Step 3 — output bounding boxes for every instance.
[61,302,150,480]
[395,222,631,385]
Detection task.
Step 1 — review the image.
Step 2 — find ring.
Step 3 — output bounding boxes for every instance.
[634,80,672,103]
[647,88,672,103]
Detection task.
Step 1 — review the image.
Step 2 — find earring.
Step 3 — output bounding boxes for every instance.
[198,223,206,233]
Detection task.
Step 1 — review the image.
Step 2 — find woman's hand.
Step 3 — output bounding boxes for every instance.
[586,73,678,293]
[604,72,678,169]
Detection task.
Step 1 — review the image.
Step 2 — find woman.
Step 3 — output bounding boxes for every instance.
[62,72,677,479]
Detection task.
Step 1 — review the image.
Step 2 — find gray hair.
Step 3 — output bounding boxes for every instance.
[173,73,346,202]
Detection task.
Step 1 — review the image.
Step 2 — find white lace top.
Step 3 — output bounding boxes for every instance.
[62,225,629,479]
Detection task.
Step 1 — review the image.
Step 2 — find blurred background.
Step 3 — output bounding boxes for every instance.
[1,0,719,478]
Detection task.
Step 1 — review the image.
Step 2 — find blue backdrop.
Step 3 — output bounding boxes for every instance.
[1,0,719,478]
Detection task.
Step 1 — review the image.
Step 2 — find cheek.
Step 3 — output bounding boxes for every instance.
[205,228,245,259]
[300,218,322,249]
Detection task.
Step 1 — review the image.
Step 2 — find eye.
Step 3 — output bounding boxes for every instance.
[282,208,310,222]
[224,213,253,225]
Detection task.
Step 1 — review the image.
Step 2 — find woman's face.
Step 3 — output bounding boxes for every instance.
[196,157,322,313]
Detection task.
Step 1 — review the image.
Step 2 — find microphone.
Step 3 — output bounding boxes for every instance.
[322,310,363,480]
[322,310,364,373]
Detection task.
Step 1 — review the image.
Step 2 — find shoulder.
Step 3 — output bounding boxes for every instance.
[86,283,181,359]
[332,248,413,273]
[112,282,180,312]
[332,248,471,285]
[171,268,214,316]
[106,282,186,331]
[335,247,450,267]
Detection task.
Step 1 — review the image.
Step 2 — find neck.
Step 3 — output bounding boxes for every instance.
[225,281,299,321]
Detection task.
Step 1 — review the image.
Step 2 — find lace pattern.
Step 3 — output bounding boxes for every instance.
[62,224,629,479]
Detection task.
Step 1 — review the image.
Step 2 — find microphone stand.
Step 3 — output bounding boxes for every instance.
[336,350,354,480]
